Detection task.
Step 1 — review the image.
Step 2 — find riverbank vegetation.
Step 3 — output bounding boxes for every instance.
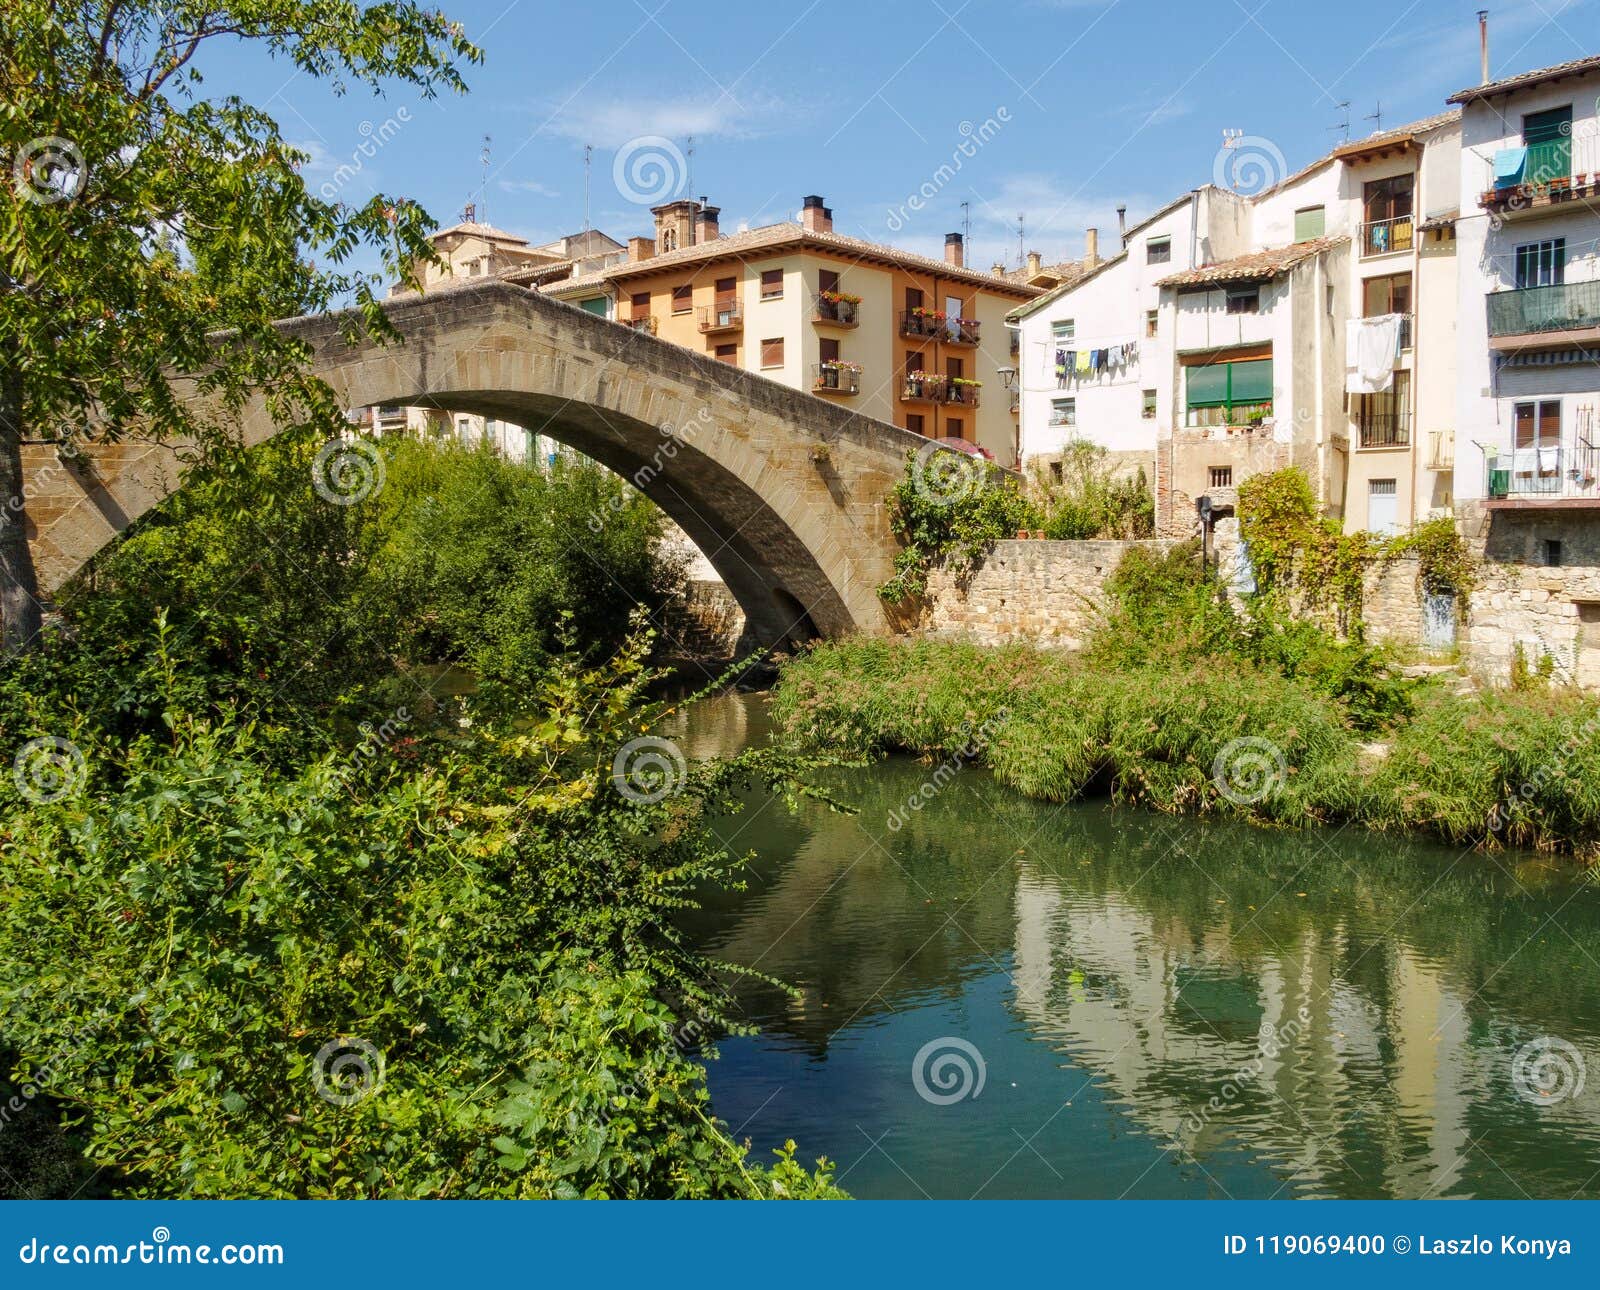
[0,434,844,1199]
[778,531,1600,860]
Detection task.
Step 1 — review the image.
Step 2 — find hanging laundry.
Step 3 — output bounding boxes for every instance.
[1055,349,1067,384]
[1075,350,1091,375]
[1345,315,1402,394]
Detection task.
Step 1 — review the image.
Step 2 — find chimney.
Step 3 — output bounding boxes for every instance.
[945,232,964,268]
[1084,227,1099,269]
[1117,204,1128,249]
[1025,250,1042,278]
[463,201,476,223]
[695,204,721,242]
[1478,9,1490,84]
[801,194,832,233]
[627,235,655,263]
[991,260,1007,276]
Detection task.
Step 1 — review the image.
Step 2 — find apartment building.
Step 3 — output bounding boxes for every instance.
[1451,53,1600,682]
[1010,189,1248,500]
[1013,111,1460,537]
[542,196,1041,463]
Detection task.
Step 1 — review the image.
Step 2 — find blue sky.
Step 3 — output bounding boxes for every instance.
[203,0,1596,271]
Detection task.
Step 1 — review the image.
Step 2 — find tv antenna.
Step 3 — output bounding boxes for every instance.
[684,135,695,197]
[1328,101,1351,143]
[1016,213,1024,268]
[1364,100,1384,133]
[960,200,971,260]
[478,133,491,222]
[583,144,592,231]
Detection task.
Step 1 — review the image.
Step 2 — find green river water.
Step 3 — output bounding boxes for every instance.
[667,691,1600,1200]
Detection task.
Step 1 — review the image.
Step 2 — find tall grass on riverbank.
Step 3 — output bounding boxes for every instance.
[772,638,1600,858]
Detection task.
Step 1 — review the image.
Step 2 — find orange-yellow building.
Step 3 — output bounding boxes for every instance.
[535,196,1043,464]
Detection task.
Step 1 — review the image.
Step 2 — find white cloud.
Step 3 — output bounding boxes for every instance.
[500,179,561,197]
[536,92,791,149]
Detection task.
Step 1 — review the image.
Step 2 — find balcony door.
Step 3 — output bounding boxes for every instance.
[1367,479,1399,536]
[1513,400,1563,492]
[714,277,737,326]
[1523,106,1573,183]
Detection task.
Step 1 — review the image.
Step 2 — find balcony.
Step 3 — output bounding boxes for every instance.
[945,380,981,408]
[625,315,656,334]
[900,372,948,403]
[1356,412,1411,449]
[1484,441,1600,506]
[1486,280,1600,348]
[1478,137,1600,219]
[812,361,861,396]
[812,292,860,328]
[1359,215,1414,258]
[898,311,980,344]
[697,303,743,334]
[1426,430,1455,471]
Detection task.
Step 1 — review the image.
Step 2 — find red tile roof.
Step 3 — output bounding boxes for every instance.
[1449,55,1600,104]
[1155,235,1347,288]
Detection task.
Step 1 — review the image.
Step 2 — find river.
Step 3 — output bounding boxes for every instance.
[666,691,1600,1200]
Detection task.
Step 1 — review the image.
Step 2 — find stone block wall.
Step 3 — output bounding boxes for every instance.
[920,539,1178,648]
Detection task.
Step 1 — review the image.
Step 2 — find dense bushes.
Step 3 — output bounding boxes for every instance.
[774,637,1600,858]
[0,434,843,1199]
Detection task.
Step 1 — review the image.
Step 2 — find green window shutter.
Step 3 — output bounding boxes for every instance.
[1229,359,1273,403]
[1187,364,1229,407]
[580,297,608,316]
[1524,107,1573,182]
[1294,207,1325,241]
[1523,107,1572,143]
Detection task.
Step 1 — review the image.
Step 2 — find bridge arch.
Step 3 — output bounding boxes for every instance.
[22,281,929,647]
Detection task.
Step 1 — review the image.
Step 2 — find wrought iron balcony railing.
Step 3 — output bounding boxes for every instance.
[1359,215,1414,258]
[1486,280,1600,338]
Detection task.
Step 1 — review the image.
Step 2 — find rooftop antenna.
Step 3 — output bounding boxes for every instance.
[583,144,592,231]
[1016,213,1024,268]
[1328,101,1351,143]
[478,133,491,223]
[960,200,971,262]
[1364,100,1384,133]
[684,135,695,196]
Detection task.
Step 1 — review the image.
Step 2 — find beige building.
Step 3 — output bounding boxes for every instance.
[542,196,1042,464]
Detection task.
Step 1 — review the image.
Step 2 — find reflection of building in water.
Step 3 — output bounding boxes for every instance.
[1009,861,1600,1197]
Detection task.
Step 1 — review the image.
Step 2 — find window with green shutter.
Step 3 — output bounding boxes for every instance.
[1523,106,1572,184]
[579,297,608,317]
[1293,206,1325,241]
[1185,357,1273,426]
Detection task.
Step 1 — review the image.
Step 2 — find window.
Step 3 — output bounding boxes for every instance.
[1357,371,1411,447]
[1051,398,1076,427]
[714,343,737,363]
[1052,319,1076,343]
[1514,400,1562,450]
[1363,273,1413,347]
[1544,539,1565,568]
[905,350,925,376]
[819,337,840,363]
[759,337,784,368]
[630,291,650,320]
[818,268,839,296]
[905,287,924,311]
[671,283,692,314]
[1185,356,1272,426]
[945,356,964,381]
[1361,175,1414,255]
[579,297,608,317]
[945,417,965,440]
[1523,106,1573,183]
[1145,309,1159,338]
[1294,206,1326,241]
[906,413,925,436]
[1141,389,1157,419]
[1225,286,1260,314]
[760,268,784,300]
[1515,239,1565,289]
[1208,466,1233,488]
[1147,236,1171,264]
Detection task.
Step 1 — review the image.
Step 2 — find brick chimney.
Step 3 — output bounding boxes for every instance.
[1025,250,1041,278]
[945,232,964,268]
[801,194,832,233]
[1084,227,1099,269]
[463,202,476,223]
[695,203,721,242]
[626,235,655,263]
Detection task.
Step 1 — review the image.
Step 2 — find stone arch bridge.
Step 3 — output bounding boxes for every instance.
[22,280,944,648]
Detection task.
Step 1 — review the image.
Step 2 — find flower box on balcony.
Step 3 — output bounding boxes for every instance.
[813,360,861,395]
[815,291,861,326]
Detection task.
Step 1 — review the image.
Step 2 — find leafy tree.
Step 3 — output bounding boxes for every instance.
[0,1,481,650]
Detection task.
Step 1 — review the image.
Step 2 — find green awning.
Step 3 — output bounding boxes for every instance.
[1186,364,1229,407]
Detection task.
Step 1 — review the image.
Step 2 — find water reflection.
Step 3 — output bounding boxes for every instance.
[669,693,1600,1199]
